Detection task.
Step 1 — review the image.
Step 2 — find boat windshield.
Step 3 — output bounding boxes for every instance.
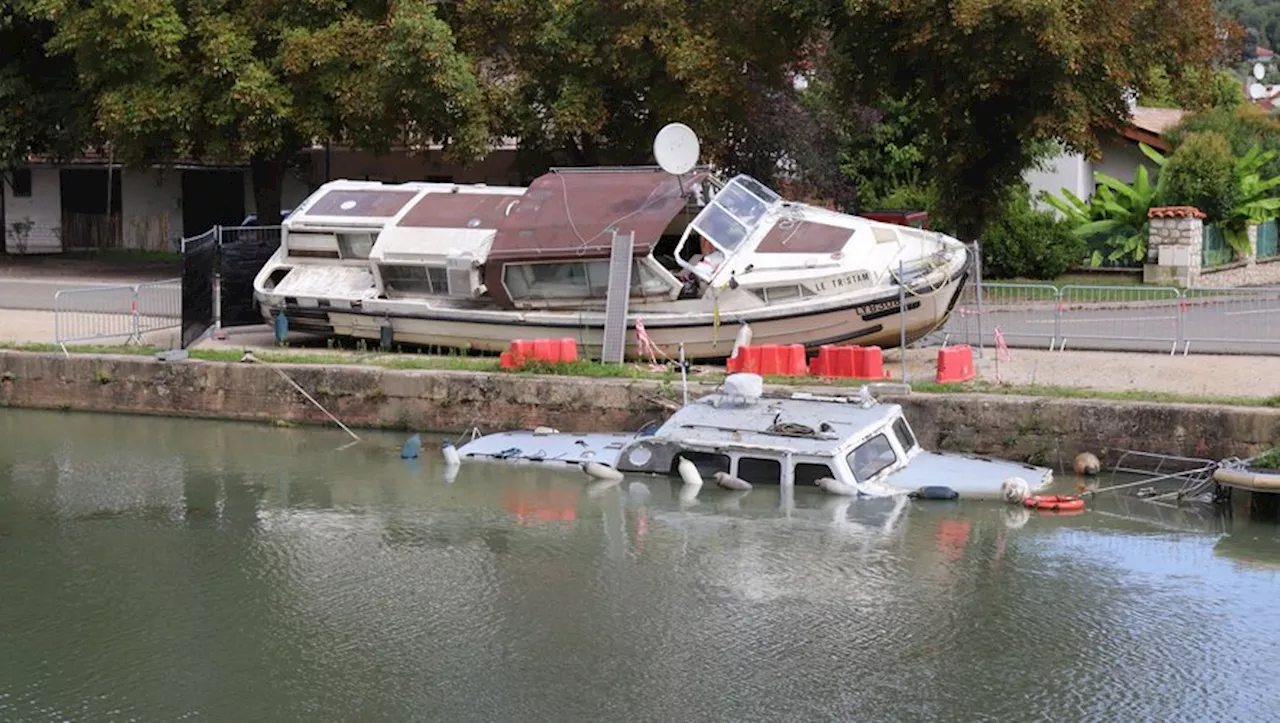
[689,175,780,253]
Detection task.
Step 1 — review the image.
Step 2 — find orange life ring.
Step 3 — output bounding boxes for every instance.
[1023,495,1085,513]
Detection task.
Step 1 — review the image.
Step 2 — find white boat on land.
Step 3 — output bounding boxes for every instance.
[253,127,969,360]
[455,374,1054,500]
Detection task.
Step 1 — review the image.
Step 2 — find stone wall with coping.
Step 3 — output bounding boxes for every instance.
[1144,207,1280,287]
[3,351,1279,465]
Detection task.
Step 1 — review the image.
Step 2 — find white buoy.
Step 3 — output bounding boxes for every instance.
[713,471,752,491]
[731,323,753,359]
[583,461,624,481]
[677,457,704,488]
[816,476,859,497]
[1001,476,1030,504]
[442,440,461,467]
[1074,452,1100,476]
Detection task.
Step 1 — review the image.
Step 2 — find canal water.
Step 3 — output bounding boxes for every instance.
[2,410,1279,722]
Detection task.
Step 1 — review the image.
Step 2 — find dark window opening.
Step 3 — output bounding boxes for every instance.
[893,417,917,452]
[794,462,836,486]
[736,457,782,484]
[12,169,32,197]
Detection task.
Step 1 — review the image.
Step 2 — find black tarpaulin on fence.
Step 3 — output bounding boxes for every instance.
[181,231,217,349]
[219,227,282,328]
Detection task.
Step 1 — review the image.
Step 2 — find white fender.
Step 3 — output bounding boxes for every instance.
[677,457,704,488]
[713,471,752,491]
[816,476,859,497]
[1001,476,1030,504]
[583,461,624,481]
[441,441,461,467]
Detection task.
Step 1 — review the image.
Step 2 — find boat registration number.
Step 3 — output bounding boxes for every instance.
[809,271,870,294]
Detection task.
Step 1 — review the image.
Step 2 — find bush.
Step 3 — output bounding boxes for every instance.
[980,189,1085,279]
[1159,131,1237,221]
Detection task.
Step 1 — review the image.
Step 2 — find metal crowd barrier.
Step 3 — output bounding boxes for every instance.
[939,283,1280,355]
[53,279,183,353]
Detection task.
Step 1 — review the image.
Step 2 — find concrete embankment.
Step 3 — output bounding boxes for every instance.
[1,350,1277,464]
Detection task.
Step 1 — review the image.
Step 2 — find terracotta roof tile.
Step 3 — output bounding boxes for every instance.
[1148,205,1206,219]
[1130,107,1187,135]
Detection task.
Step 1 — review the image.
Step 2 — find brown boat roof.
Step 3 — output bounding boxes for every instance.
[757,221,852,254]
[488,169,706,261]
[304,188,419,218]
[397,191,524,229]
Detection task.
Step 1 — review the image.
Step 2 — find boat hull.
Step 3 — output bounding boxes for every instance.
[259,271,968,361]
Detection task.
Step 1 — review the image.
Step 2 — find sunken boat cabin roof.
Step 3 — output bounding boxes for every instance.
[487,167,708,262]
[651,393,900,457]
[295,186,422,223]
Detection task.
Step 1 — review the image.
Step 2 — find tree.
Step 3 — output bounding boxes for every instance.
[0,5,94,173]
[444,0,827,185]
[1160,131,1237,221]
[822,0,1229,240]
[21,0,493,224]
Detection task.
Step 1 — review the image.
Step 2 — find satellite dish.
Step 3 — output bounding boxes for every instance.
[1250,82,1267,100]
[1255,62,1267,81]
[654,123,700,175]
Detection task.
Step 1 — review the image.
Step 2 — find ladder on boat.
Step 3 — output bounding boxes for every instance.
[600,230,635,364]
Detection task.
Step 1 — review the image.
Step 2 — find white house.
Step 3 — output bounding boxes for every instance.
[1,141,521,255]
[1026,106,1186,210]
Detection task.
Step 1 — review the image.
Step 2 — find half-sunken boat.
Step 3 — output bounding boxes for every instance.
[253,133,969,360]
[454,374,1054,500]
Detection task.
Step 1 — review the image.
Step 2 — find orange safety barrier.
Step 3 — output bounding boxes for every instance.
[500,338,579,369]
[809,345,886,380]
[726,344,808,376]
[935,344,975,384]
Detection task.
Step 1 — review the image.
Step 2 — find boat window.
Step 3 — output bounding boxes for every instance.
[754,285,806,304]
[337,232,375,260]
[736,457,782,484]
[688,176,779,253]
[893,417,917,452]
[847,433,898,482]
[672,451,730,478]
[381,264,449,294]
[794,462,836,487]
[504,261,672,301]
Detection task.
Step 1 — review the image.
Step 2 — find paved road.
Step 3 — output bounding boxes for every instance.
[0,278,181,313]
[937,296,1280,355]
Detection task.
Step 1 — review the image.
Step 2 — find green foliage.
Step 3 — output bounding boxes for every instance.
[1253,446,1280,470]
[1165,105,1280,180]
[981,187,1085,280]
[1160,131,1238,221]
[1044,151,1165,267]
[1222,144,1280,253]
[19,0,493,223]
[838,94,929,209]
[825,0,1223,239]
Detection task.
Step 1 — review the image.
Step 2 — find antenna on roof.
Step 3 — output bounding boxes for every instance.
[654,122,700,176]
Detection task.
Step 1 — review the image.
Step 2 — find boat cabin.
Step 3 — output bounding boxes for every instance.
[614,390,922,491]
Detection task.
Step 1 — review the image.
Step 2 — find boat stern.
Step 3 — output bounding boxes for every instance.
[885,451,1053,500]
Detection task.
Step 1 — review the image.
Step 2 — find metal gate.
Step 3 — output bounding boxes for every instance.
[181,229,218,348]
[218,226,282,328]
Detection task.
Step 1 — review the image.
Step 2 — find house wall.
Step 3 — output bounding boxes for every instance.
[1025,145,1090,212]
[1094,137,1159,185]
[241,171,316,220]
[3,168,62,254]
[121,169,183,251]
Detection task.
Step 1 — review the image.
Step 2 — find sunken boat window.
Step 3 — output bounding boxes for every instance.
[337,232,375,260]
[736,457,782,484]
[892,417,917,452]
[848,433,898,482]
[672,451,730,478]
[794,462,836,486]
[381,265,448,294]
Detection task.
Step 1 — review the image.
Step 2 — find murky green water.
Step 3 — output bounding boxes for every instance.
[2,410,1279,722]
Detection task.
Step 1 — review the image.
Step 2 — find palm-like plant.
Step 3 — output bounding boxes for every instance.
[1223,145,1280,255]
[1044,159,1162,267]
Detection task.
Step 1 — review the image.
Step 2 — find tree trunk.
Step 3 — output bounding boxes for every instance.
[249,154,286,226]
